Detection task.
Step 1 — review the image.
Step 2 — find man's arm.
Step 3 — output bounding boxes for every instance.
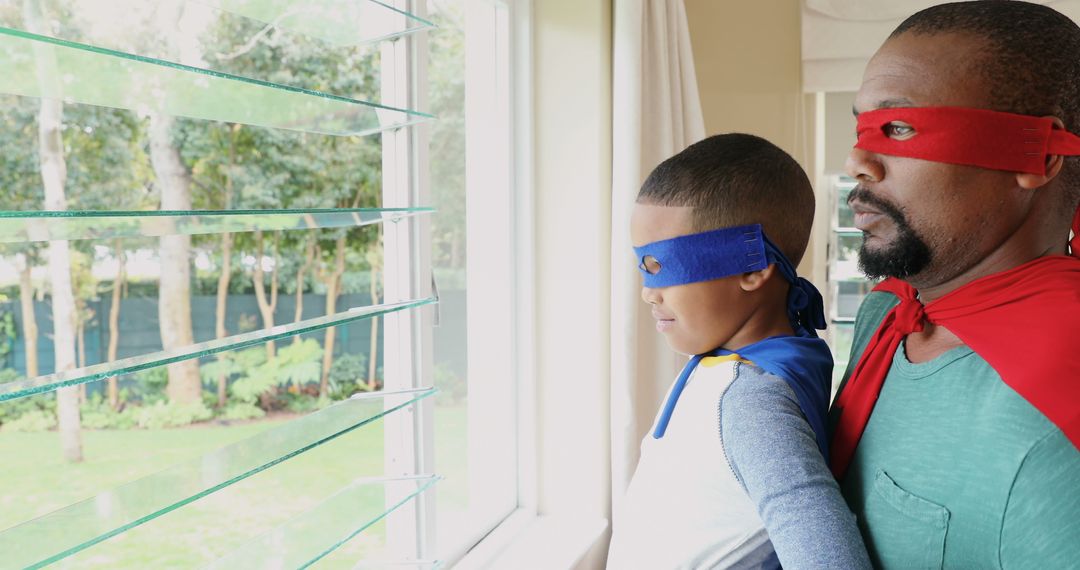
[722,366,872,570]
[1000,428,1080,569]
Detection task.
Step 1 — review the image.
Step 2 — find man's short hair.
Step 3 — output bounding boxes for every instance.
[636,133,815,266]
[891,0,1080,205]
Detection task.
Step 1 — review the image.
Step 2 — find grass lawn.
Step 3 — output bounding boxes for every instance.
[0,403,467,568]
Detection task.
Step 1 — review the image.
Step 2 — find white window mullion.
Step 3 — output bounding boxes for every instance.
[381,0,436,560]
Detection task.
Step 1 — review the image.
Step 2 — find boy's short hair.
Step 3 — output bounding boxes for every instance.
[636,133,815,266]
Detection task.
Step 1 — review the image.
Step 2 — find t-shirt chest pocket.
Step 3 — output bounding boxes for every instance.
[863,469,951,569]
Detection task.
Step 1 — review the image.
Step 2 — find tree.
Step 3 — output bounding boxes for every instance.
[0,96,45,380]
[63,101,153,410]
[24,0,81,462]
[251,230,280,360]
[189,18,383,397]
[151,113,203,406]
[147,1,206,406]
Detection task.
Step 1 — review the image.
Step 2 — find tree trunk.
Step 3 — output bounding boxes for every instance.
[215,232,232,408]
[215,126,237,408]
[252,230,279,360]
[26,0,81,462]
[367,264,379,390]
[76,315,86,403]
[318,237,347,397]
[107,240,125,409]
[292,235,316,345]
[16,253,39,378]
[150,113,202,405]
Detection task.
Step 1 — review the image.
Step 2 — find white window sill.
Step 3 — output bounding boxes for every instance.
[452,509,609,569]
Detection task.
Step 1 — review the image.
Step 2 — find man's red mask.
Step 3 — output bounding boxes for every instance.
[855,106,1080,175]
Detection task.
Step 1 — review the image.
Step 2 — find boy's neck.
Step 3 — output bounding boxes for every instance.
[720,279,795,353]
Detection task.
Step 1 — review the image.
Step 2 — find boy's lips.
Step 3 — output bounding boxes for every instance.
[652,308,676,332]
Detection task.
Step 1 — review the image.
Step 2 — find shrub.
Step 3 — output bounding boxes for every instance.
[80,395,138,429]
[229,339,324,407]
[135,401,213,429]
[434,363,467,405]
[221,402,266,421]
[0,372,55,427]
[327,352,371,400]
[1,409,57,432]
[283,393,321,413]
[129,366,169,405]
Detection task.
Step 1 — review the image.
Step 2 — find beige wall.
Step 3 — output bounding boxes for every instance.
[684,0,826,285]
[685,0,806,158]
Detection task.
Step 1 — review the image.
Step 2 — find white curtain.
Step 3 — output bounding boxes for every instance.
[609,0,705,535]
[802,0,1080,92]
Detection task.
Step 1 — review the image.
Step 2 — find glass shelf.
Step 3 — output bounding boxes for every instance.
[352,561,443,569]
[0,27,433,136]
[0,207,433,243]
[193,0,435,47]
[0,387,436,570]
[208,474,440,569]
[0,297,437,403]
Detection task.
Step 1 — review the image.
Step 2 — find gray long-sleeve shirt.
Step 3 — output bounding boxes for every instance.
[722,364,871,570]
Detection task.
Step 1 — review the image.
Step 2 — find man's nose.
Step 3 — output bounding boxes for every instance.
[845,145,885,183]
[641,286,661,305]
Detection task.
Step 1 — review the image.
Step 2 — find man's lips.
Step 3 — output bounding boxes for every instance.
[849,200,885,231]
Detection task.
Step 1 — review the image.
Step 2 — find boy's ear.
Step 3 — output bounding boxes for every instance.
[739,265,777,292]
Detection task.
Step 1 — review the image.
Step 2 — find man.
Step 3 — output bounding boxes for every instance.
[828,1,1080,568]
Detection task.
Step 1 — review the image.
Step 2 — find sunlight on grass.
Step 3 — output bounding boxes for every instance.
[0,405,466,567]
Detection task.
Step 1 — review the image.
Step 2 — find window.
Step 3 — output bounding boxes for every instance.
[825,174,876,386]
[0,0,523,565]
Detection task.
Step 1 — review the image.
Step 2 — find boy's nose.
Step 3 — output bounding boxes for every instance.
[641,287,661,305]
[845,146,885,183]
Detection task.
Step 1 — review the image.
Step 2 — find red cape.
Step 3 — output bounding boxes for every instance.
[831,255,1080,479]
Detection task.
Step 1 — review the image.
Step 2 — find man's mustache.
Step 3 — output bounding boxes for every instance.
[847,185,907,224]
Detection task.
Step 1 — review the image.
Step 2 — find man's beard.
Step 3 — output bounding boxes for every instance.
[848,186,932,280]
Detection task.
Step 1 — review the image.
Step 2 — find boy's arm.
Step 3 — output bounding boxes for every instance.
[721,366,872,570]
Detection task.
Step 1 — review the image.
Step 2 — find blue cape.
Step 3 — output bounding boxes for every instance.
[652,334,834,461]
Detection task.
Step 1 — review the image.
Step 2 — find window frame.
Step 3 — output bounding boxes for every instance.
[381,0,535,563]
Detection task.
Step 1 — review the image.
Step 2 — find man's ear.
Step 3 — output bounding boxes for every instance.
[739,264,777,292]
[1017,116,1066,190]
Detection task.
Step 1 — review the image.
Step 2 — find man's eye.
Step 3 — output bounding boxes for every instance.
[639,255,662,275]
[882,122,915,139]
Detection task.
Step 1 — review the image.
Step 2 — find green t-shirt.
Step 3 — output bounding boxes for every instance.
[830,292,1080,569]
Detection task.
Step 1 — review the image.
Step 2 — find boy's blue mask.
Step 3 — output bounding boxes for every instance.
[633,224,827,335]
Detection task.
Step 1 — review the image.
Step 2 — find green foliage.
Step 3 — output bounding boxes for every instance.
[428,2,467,271]
[0,371,56,428]
[81,395,138,430]
[434,362,467,405]
[326,352,369,400]
[1,409,56,432]
[221,402,266,421]
[130,366,169,405]
[0,311,16,364]
[226,339,324,406]
[328,351,368,387]
[135,401,214,429]
[283,393,322,414]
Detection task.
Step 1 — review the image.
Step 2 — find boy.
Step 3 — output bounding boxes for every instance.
[607,134,870,569]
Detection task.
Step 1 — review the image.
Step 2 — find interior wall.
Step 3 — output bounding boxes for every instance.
[683,0,825,284]
[824,91,857,174]
[531,0,613,562]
